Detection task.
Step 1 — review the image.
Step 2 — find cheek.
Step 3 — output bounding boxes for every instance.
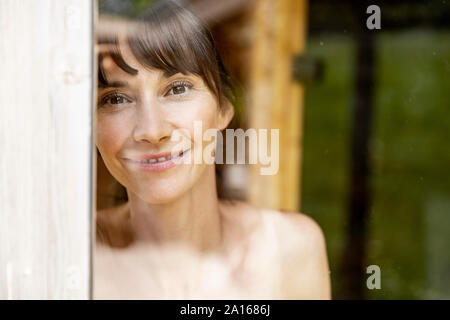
[95,113,131,155]
[172,95,218,133]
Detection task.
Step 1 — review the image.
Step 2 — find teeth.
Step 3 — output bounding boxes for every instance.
[139,155,176,164]
[136,151,185,164]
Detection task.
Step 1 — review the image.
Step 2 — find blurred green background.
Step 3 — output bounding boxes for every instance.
[303,28,450,299]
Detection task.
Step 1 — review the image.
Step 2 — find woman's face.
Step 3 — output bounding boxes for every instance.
[95,40,232,204]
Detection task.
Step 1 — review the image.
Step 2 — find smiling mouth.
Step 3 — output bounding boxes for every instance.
[139,151,184,163]
[125,149,189,164]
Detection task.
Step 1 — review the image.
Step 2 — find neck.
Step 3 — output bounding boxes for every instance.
[126,166,224,253]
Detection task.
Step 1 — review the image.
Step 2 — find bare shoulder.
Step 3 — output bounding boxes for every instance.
[234,204,331,299]
[255,208,328,266]
[275,210,327,250]
[270,209,331,299]
[220,200,326,249]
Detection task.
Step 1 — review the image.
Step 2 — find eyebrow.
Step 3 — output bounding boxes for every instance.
[98,80,130,89]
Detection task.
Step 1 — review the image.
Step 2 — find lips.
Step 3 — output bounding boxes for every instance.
[133,150,185,164]
[123,149,190,172]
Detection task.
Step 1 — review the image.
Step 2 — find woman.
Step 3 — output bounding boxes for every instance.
[94,0,330,299]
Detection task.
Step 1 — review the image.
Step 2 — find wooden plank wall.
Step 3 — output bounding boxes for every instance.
[0,0,94,299]
[248,0,308,212]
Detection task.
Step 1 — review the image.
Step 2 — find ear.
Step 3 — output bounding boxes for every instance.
[217,99,234,130]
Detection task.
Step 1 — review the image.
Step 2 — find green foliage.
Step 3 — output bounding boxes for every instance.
[129,0,157,17]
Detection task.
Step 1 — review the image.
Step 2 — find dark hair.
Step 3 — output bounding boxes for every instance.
[97,0,234,108]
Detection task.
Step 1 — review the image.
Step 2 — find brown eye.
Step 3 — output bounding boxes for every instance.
[109,95,128,104]
[171,85,186,95]
[166,80,193,97]
[101,93,132,107]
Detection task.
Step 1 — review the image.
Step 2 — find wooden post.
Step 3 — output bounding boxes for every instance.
[248,0,308,211]
[0,0,94,299]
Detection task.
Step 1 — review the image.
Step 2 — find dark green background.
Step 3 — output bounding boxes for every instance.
[303,29,450,299]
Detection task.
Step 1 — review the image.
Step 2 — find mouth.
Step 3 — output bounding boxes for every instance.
[123,149,190,172]
[135,150,187,163]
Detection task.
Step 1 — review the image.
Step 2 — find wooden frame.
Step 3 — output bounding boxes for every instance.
[0,0,94,299]
[248,0,308,211]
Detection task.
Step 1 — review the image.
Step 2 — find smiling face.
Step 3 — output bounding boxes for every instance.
[95,38,233,204]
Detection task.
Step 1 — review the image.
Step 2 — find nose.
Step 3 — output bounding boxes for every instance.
[132,99,172,145]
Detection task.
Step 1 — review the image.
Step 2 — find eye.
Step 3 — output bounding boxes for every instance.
[100,93,132,107]
[171,85,186,95]
[166,80,193,97]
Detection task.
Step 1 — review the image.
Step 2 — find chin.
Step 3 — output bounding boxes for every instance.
[133,180,192,204]
[124,164,209,204]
